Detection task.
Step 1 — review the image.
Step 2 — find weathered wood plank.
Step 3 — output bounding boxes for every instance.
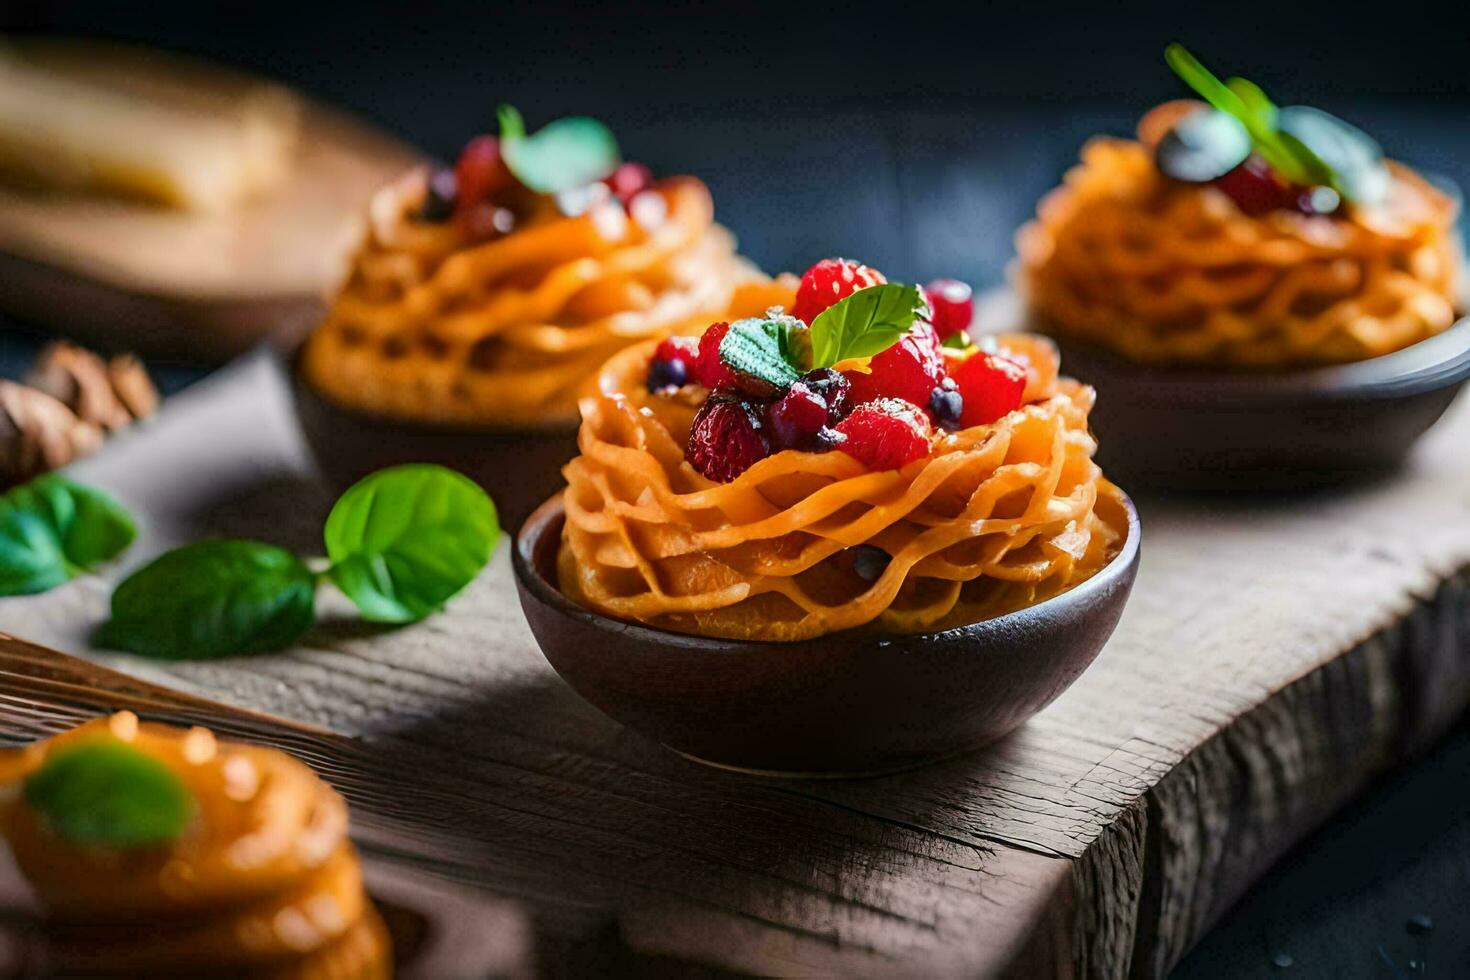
[2,351,1470,976]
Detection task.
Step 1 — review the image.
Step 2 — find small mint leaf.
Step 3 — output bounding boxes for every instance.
[808,283,922,369]
[719,318,802,397]
[497,103,620,196]
[25,739,192,847]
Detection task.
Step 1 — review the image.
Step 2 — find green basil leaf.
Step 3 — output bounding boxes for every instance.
[808,283,923,369]
[97,540,315,659]
[25,739,192,847]
[1277,105,1391,204]
[325,465,498,624]
[498,103,620,195]
[0,476,136,596]
[718,318,803,396]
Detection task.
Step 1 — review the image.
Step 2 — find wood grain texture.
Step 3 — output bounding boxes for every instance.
[3,350,1470,976]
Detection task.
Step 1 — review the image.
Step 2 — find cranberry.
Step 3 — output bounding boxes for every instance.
[845,321,946,408]
[686,397,769,482]
[455,202,515,241]
[420,168,457,222]
[951,352,1026,427]
[791,258,886,325]
[928,379,964,428]
[835,398,933,470]
[924,279,974,339]
[694,322,736,390]
[765,382,830,450]
[1214,157,1296,215]
[605,162,654,201]
[801,368,852,423]
[455,135,514,210]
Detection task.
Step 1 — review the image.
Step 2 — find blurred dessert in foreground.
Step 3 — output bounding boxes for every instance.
[0,712,391,977]
[1018,45,1460,369]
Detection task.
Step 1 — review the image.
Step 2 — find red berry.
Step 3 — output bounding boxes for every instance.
[654,335,700,373]
[649,335,698,392]
[695,322,736,390]
[791,258,886,325]
[924,279,974,339]
[835,398,933,470]
[455,135,513,209]
[686,398,769,482]
[1214,157,1296,215]
[952,352,1027,427]
[765,381,830,450]
[844,321,945,408]
[605,162,653,201]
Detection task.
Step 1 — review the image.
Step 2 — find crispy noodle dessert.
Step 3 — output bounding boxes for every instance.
[299,106,782,428]
[1018,46,1461,368]
[0,713,390,978]
[560,258,1129,641]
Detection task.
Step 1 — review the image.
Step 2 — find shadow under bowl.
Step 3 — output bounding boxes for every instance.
[1053,315,1470,492]
[288,352,579,529]
[513,493,1142,777]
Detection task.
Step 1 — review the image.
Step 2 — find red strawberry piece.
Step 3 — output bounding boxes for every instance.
[455,135,514,210]
[790,258,887,324]
[835,398,933,470]
[1214,156,1297,215]
[952,351,1027,427]
[923,279,974,339]
[605,162,654,201]
[686,397,769,482]
[844,321,945,408]
[764,381,830,450]
[694,322,737,390]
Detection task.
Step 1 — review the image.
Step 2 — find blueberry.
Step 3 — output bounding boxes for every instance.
[852,545,891,582]
[929,384,964,428]
[420,167,457,222]
[647,357,688,392]
[802,368,851,422]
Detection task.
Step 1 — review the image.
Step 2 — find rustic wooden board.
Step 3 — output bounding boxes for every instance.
[3,350,1470,976]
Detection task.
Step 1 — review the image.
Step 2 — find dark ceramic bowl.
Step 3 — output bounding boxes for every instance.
[514,493,1141,776]
[288,352,579,529]
[1052,314,1470,491]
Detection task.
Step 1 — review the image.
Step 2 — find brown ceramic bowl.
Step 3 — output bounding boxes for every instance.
[1050,314,1470,491]
[288,351,579,529]
[514,493,1141,776]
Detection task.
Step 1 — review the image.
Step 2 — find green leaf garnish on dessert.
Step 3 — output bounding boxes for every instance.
[325,464,499,624]
[0,476,135,597]
[497,104,621,195]
[718,317,805,397]
[808,283,924,370]
[1163,44,1390,206]
[25,739,192,847]
[97,464,499,658]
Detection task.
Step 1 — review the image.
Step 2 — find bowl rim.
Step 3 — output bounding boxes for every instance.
[1046,313,1470,405]
[513,487,1142,653]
